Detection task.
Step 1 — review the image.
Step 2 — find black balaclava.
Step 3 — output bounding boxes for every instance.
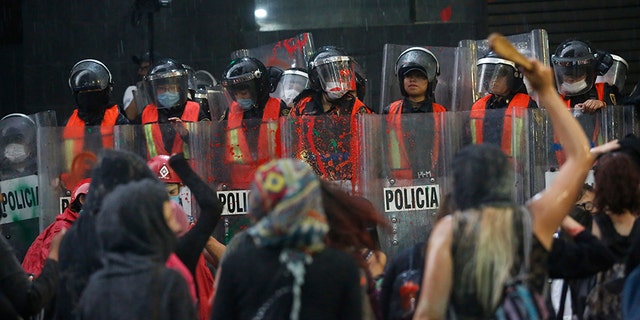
[75,90,111,125]
[452,144,514,210]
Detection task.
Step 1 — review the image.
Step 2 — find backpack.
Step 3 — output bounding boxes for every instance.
[388,243,424,320]
[494,208,549,320]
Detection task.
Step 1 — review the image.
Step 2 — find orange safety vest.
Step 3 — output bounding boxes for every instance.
[225,97,282,188]
[470,93,531,157]
[293,96,370,187]
[63,105,120,156]
[556,83,606,164]
[141,101,200,158]
[386,100,446,180]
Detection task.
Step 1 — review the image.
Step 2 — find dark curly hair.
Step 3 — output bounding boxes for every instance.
[594,152,640,214]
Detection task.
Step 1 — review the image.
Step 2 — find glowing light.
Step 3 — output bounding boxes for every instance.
[255,8,267,19]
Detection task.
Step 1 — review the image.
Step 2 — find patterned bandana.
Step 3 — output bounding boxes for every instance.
[248,159,328,253]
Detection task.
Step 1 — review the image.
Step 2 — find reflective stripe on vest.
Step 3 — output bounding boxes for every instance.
[225,97,282,187]
[142,101,200,158]
[470,93,530,157]
[387,100,445,179]
[63,105,119,165]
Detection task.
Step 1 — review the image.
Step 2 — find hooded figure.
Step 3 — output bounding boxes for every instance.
[77,179,195,320]
[55,149,158,320]
[211,159,362,320]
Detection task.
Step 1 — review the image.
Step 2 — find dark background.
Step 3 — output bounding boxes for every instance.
[1,0,639,122]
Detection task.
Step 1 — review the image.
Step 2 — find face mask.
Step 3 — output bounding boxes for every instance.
[237,98,255,111]
[4,143,28,163]
[283,89,301,104]
[170,195,181,206]
[157,91,181,108]
[561,80,588,94]
[325,90,346,101]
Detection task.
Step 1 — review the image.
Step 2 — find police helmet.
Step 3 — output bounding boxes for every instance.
[145,58,189,109]
[0,113,36,165]
[395,47,440,97]
[308,46,356,98]
[476,51,524,97]
[68,59,113,93]
[221,57,270,105]
[552,39,596,96]
[597,54,629,91]
[272,68,309,107]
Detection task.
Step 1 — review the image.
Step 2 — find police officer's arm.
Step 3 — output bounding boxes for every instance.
[524,59,594,250]
[169,153,223,275]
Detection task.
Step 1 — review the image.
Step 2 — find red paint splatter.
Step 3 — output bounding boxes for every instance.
[440,5,452,22]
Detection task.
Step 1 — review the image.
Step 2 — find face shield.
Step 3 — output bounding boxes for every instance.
[273,70,309,106]
[313,56,356,100]
[596,54,628,91]
[476,57,519,97]
[146,70,188,109]
[224,81,259,111]
[552,56,595,97]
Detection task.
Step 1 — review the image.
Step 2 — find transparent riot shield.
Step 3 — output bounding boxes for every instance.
[459,29,550,108]
[281,114,364,193]
[133,81,152,119]
[379,44,475,113]
[533,105,638,193]
[449,108,535,204]
[37,122,117,236]
[0,111,56,260]
[209,117,282,244]
[230,32,315,69]
[360,113,453,258]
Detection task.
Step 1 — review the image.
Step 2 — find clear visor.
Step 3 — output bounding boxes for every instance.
[476,62,517,97]
[223,80,258,102]
[315,56,356,96]
[273,70,309,106]
[553,63,595,97]
[148,75,188,109]
[596,56,628,90]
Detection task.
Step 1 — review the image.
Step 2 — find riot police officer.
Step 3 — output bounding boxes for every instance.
[271,68,309,108]
[382,47,447,180]
[141,58,209,158]
[384,47,446,114]
[291,46,372,116]
[552,39,616,112]
[469,51,537,157]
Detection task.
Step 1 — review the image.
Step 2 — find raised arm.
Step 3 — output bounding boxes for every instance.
[169,153,223,274]
[524,59,594,249]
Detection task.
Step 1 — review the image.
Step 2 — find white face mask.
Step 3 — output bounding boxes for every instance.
[561,80,588,95]
[282,89,301,105]
[4,143,28,163]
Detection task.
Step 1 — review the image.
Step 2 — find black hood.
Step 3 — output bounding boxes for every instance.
[97,179,174,265]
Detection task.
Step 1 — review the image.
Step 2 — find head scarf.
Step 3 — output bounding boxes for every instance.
[452,144,514,210]
[247,159,328,320]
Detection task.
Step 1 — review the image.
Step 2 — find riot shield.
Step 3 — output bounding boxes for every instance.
[459,29,550,108]
[209,117,282,244]
[0,111,56,260]
[449,108,535,204]
[230,32,314,69]
[359,113,453,258]
[379,44,475,113]
[281,114,364,193]
[533,105,639,192]
[37,122,117,235]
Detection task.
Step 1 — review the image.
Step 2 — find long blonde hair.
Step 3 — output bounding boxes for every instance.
[457,206,516,313]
